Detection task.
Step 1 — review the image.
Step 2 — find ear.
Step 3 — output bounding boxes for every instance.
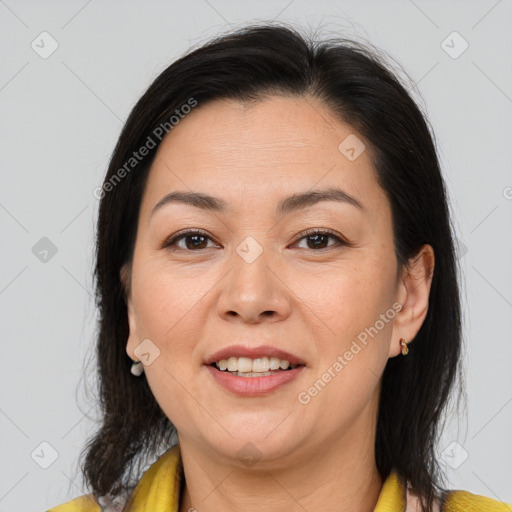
[389,244,435,358]
[120,262,140,360]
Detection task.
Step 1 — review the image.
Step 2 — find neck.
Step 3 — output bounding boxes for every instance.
[178,404,383,512]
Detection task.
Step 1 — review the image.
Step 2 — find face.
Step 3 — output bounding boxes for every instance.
[123,95,412,468]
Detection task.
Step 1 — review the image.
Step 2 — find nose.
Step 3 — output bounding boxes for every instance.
[217,246,292,324]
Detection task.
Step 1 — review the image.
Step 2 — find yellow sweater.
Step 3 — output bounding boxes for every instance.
[47,445,511,511]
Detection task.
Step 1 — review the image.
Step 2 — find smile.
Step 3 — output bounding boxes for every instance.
[213,356,299,374]
[205,361,305,396]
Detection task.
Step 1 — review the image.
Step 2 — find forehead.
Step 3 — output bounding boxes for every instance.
[154,95,365,164]
[140,96,383,217]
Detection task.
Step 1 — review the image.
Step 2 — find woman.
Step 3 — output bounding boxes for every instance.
[47,23,511,512]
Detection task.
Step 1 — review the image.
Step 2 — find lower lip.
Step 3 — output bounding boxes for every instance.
[204,364,305,396]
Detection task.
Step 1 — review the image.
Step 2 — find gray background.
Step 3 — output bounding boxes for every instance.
[0,0,511,510]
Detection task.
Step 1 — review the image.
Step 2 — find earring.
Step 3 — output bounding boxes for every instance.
[400,338,409,356]
[130,359,144,376]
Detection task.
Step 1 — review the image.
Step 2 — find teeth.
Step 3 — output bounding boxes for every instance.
[231,371,275,377]
[269,357,281,370]
[215,356,297,373]
[252,357,270,372]
[238,357,253,373]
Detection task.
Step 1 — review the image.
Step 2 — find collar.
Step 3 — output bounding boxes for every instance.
[123,444,406,511]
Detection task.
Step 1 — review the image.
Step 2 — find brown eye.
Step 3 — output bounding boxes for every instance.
[162,228,349,252]
[294,229,347,250]
[163,230,217,251]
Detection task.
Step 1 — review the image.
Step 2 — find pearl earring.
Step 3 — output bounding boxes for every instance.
[130,359,144,376]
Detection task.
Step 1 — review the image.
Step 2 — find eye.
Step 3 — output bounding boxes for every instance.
[293,228,348,250]
[162,228,349,252]
[162,229,218,251]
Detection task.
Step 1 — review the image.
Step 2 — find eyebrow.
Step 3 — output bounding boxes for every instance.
[150,187,364,219]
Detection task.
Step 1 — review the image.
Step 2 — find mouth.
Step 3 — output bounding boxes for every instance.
[203,345,306,396]
[208,356,304,377]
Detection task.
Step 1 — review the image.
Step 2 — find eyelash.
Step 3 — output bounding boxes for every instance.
[162,228,349,252]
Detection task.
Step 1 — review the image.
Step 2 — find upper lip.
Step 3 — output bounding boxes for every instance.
[204,345,305,366]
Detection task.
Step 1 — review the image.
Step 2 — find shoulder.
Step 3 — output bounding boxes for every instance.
[46,493,101,512]
[45,446,179,512]
[442,489,512,512]
[405,481,511,512]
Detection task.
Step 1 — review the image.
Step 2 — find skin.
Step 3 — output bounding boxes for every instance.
[122,95,434,512]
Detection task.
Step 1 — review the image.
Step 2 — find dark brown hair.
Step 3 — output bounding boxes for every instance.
[79,22,463,512]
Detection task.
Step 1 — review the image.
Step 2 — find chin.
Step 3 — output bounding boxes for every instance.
[200,425,303,467]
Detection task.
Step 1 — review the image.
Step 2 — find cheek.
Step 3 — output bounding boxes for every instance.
[136,275,207,428]
[132,259,205,343]
[311,259,395,336]
[302,254,396,400]
[144,363,195,433]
